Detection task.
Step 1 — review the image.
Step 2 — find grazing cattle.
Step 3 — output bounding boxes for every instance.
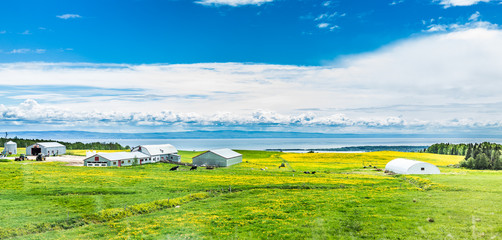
[311,171,316,174]
[190,166,197,171]
[304,171,310,174]
[170,166,179,171]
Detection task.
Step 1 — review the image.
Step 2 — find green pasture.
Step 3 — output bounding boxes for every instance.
[0,150,500,239]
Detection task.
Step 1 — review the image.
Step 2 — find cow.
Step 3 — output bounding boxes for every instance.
[170,166,179,171]
[190,166,197,171]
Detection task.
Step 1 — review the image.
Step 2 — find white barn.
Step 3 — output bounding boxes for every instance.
[131,144,181,163]
[26,142,66,156]
[84,152,149,167]
[385,158,440,174]
[192,149,242,167]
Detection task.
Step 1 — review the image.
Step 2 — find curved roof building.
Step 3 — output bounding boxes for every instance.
[385,158,440,174]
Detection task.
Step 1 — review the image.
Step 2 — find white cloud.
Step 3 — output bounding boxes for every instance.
[9,49,31,54]
[438,0,492,7]
[56,14,82,19]
[390,0,405,5]
[8,49,46,54]
[0,30,6,34]
[20,30,31,35]
[317,23,329,28]
[1,26,502,133]
[424,13,498,32]
[469,11,480,21]
[195,0,273,7]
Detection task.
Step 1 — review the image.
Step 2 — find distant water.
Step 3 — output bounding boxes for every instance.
[58,138,502,151]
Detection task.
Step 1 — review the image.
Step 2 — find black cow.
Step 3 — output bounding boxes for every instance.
[190,166,197,171]
[170,166,179,171]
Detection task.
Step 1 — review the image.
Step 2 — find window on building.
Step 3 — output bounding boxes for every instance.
[95,156,99,161]
[121,160,124,164]
[113,162,116,165]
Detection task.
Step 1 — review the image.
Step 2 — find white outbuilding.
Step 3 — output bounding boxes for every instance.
[26,142,66,156]
[192,148,242,167]
[83,152,149,167]
[3,141,17,155]
[131,144,181,163]
[385,158,440,174]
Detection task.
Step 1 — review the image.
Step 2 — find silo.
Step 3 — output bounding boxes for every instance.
[4,141,17,155]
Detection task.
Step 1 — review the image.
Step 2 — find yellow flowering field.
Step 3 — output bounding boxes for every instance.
[281,151,463,171]
[1,150,500,240]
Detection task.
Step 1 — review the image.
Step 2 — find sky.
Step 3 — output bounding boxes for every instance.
[1,0,502,135]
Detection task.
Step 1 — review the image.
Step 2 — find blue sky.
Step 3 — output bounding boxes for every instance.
[1,0,500,65]
[1,0,502,134]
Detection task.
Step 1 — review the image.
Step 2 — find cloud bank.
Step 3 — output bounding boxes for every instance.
[1,26,502,133]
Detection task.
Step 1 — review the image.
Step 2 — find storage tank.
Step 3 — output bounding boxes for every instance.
[4,141,17,155]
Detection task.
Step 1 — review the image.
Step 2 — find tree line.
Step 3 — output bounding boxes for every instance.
[0,137,130,150]
[426,142,502,170]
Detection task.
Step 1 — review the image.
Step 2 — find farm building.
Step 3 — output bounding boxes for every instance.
[385,158,440,174]
[2,141,17,155]
[192,148,242,167]
[26,142,66,156]
[131,144,181,163]
[84,152,149,167]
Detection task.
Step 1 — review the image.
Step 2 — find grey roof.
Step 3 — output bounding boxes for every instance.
[33,142,65,148]
[5,141,16,145]
[137,144,177,155]
[94,152,149,161]
[208,148,242,159]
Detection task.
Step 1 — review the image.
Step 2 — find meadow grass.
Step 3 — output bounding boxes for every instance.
[1,150,500,239]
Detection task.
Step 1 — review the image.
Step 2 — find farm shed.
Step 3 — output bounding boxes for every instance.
[84,152,149,167]
[131,144,181,163]
[3,141,17,155]
[385,158,440,174]
[192,148,242,167]
[26,142,66,156]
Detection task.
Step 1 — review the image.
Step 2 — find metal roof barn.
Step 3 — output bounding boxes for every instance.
[26,142,66,156]
[385,158,440,174]
[3,141,17,155]
[131,144,181,162]
[84,152,149,167]
[132,144,177,155]
[192,148,242,167]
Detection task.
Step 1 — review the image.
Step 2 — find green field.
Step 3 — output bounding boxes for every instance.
[1,150,501,239]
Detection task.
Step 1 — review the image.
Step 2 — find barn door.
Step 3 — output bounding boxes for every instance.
[118,160,121,167]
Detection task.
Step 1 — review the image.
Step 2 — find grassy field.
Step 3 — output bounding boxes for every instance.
[0,150,500,239]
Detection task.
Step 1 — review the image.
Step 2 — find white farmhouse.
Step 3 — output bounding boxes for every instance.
[84,143,181,167]
[84,152,149,167]
[385,158,440,174]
